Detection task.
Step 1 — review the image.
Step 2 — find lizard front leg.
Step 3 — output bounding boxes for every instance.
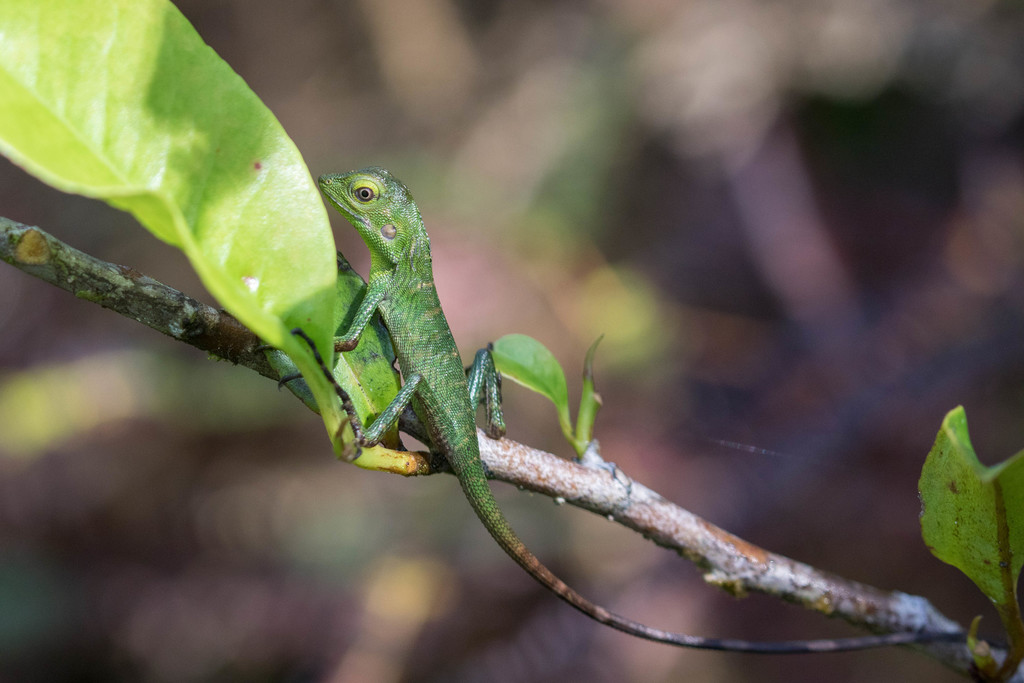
[334,284,386,352]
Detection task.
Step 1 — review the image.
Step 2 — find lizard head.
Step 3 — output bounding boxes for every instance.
[318,167,425,269]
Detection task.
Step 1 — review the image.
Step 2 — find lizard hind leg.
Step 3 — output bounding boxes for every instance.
[467,345,506,439]
[291,327,423,450]
[289,327,366,444]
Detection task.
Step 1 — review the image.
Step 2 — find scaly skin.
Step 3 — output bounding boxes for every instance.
[317,166,962,652]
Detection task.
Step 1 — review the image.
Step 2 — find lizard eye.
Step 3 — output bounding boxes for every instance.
[353,185,377,202]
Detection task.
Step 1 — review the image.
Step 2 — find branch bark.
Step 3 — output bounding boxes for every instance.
[1,217,275,378]
[0,216,991,677]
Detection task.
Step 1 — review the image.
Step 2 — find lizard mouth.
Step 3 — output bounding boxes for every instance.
[323,194,371,230]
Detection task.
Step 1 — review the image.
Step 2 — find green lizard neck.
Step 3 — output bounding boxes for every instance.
[368,231,433,288]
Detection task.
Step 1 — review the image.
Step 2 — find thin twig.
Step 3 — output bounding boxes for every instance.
[0,216,993,677]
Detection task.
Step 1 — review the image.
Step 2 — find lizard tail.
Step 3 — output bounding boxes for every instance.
[456,464,962,653]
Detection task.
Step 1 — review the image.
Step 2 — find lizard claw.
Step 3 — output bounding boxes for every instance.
[332,413,364,461]
[484,423,506,440]
[276,372,303,390]
[334,338,358,353]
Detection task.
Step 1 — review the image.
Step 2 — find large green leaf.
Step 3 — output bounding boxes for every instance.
[920,407,1024,604]
[920,406,1024,677]
[0,0,350,447]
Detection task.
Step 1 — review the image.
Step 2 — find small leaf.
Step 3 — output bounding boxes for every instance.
[574,335,604,451]
[492,333,573,443]
[967,616,999,677]
[919,407,1024,604]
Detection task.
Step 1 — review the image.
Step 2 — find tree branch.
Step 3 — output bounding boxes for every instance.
[0,216,989,677]
[479,435,976,672]
[1,217,276,379]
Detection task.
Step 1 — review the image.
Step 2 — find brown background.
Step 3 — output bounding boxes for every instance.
[3,1,1024,681]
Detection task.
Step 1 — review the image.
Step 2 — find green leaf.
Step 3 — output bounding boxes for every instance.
[492,333,574,446]
[919,406,1024,604]
[0,0,350,448]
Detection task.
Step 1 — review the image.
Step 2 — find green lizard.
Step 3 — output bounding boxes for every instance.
[307,166,961,653]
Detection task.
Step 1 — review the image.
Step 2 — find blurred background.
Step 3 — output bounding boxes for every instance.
[2,0,1024,681]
